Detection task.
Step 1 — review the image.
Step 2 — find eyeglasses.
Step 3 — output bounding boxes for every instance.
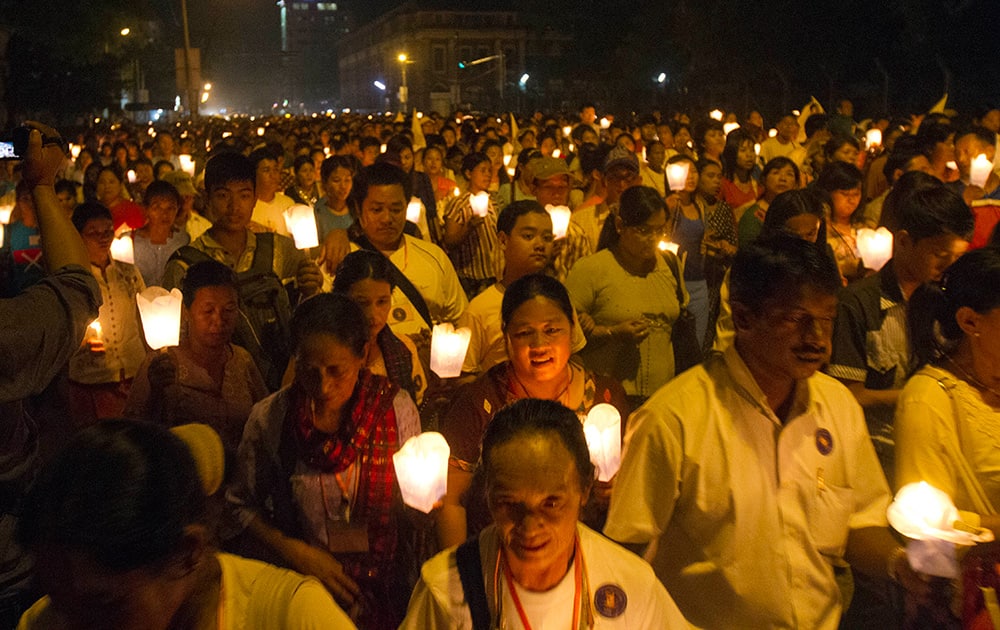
[627,223,669,238]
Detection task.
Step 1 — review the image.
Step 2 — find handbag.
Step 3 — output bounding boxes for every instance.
[662,251,703,374]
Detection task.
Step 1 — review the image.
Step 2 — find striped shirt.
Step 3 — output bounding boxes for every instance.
[442,192,499,283]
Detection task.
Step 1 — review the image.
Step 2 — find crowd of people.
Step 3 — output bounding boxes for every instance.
[1,96,1000,629]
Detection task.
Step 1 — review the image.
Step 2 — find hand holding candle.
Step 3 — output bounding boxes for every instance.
[865,128,882,150]
[666,161,691,192]
[283,204,320,250]
[429,323,472,378]
[393,432,450,513]
[583,404,621,482]
[136,287,183,350]
[469,191,490,218]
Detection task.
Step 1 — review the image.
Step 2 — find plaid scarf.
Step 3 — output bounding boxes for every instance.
[377,327,417,404]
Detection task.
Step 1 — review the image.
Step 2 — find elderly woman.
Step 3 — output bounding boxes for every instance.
[227,293,420,630]
[17,420,354,630]
[567,185,686,406]
[437,274,628,549]
[402,399,687,629]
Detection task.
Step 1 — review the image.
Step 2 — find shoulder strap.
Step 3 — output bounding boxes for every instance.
[170,244,214,268]
[935,376,998,515]
[661,250,687,308]
[353,234,433,329]
[456,538,491,630]
[251,232,276,275]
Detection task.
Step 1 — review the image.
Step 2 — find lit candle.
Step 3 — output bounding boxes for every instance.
[127,169,137,184]
[453,187,461,197]
[865,128,883,149]
[469,191,490,218]
[754,143,761,156]
[503,153,512,167]
[0,203,13,224]
[562,125,572,138]
[87,319,103,342]
[429,323,472,378]
[552,149,562,159]
[136,287,184,350]
[546,205,571,239]
[970,153,992,188]
[257,126,265,136]
[768,128,778,138]
[658,239,679,254]
[69,143,81,159]
[946,160,958,171]
[406,197,423,224]
[506,166,516,178]
[282,204,319,249]
[110,233,134,264]
[600,117,610,129]
[856,227,893,271]
[178,154,196,176]
[393,432,450,513]
[709,109,724,121]
[583,403,621,481]
[723,122,740,135]
[380,143,387,154]
[666,161,691,192]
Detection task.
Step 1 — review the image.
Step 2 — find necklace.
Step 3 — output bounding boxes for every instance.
[510,363,573,405]
[945,354,1000,399]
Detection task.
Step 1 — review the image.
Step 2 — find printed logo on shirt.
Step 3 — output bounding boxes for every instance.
[816,428,834,456]
[594,584,627,618]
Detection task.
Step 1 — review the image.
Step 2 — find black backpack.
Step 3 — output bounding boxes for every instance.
[170,233,292,391]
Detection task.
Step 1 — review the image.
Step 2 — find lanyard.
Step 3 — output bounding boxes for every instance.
[495,535,593,630]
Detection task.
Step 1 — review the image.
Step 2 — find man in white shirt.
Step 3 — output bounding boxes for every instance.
[759,114,802,166]
[249,148,294,236]
[604,236,927,629]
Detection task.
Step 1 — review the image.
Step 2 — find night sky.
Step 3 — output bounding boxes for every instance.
[2,0,999,121]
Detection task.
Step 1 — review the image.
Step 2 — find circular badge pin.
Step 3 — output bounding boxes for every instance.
[594,584,627,618]
[392,307,407,322]
[816,428,834,456]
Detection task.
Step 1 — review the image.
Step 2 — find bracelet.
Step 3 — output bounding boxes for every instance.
[887,546,907,582]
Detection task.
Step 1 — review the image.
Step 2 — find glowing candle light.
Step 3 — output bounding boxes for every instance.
[127,169,137,184]
[584,403,621,481]
[658,239,679,254]
[0,204,13,224]
[506,166,516,178]
[666,161,691,192]
[469,191,490,218]
[754,143,761,156]
[946,160,958,171]
[453,187,461,197]
[865,128,883,149]
[178,154,195,176]
[562,125,572,138]
[136,287,184,350]
[406,197,423,224]
[723,122,740,135]
[546,205,571,240]
[110,233,134,264]
[393,432,450,513]
[552,149,562,159]
[856,227,893,271]
[600,117,610,129]
[503,154,512,167]
[709,109,724,121]
[69,143,81,159]
[282,204,319,249]
[429,323,472,378]
[970,153,992,188]
[768,128,778,138]
[257,126,265,136]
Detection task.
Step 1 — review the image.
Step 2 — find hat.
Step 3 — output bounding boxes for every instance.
[531,156,570,181]
[161,170,197,197]
[603,146,640,174]
[170,423,225,496]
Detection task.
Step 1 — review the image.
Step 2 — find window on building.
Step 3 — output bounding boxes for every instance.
[432,46,446,72]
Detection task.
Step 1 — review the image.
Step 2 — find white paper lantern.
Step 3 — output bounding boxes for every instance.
[136,287,184,350]
[856,227,893,271]
[469,192,490,218]
[110,234,134,264]
[970,153,992,188]
[546,205,571,240]
[709,109,724,121]
[723,122,740,135]
[429,323,472,378]
[865,128,883,149]
[584,403,621,482]
[127,169,137,184]
[666,161,691,192]
[658,239,679,254]
[393,432,450,513]
[562,125,572,138]
[178,154,196,176]
[282,204,319,249]
[69,143,81,159]
[406,197,424,224]
[599,117,611,129]
[0,204,13,224]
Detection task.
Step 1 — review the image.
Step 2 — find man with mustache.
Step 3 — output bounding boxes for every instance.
[604,236,927,629]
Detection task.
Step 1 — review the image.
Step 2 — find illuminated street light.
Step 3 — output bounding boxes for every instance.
[373,80,386,91]
[397,53,412,113]
[657,72,667,84]
[203,82,212,91]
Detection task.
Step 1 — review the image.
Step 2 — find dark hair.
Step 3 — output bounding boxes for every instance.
[909,245,1000,366]
[96,163,124,185]
[481,398,595,492]
[54,179,79,197]
[497,200,549,235]
[823,135,861,161]
[144,180,182,207]
[204,152,254,193]
[693,118,725,156]
[880,171,941,231]
[761,189,829,243]
[153,160,175,179]
[915,123,954,157]
[730,235,842,312]
[954,126,998,150]
[896,182,974,242]
[352,162,408,205]
[320,155,356,182]
[461,151,491,178]
[71,201,114,232]
[359,136,381,153]
[248,147,278,171]
[578,143,608,175]
[804,114,830,139]
[292,154,314,174]
[331,249,396,293]
[761,157,800,192]
[720,129,756,179]
[501,273,574,330]
[597,185,666,250]
[290,293,369,358]
[882,135,924,183]
[18,420,206,571]
[181,260,238,308]
[816,161,863,192]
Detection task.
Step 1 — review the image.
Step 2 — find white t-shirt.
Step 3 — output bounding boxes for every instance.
[501,560,576,630]
[252,193,295,236]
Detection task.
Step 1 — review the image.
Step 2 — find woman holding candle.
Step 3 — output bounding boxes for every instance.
[816,161,866,283]
[227,293,421,629]
[67,202,147,427]
[403,399,687,629]
[331,250,427,406]
[737,156,800,247]
[284,155,321,207]
[95,165,146,232]
[697,159,738,352]
[719,128,761,219]
[665,155,711,347]
[130,180,190,286]
[436,274,628,549]
[441,152,500,299]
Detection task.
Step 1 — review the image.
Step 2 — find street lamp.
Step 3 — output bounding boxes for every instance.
[181,0,198,118]
[397,53,411,113]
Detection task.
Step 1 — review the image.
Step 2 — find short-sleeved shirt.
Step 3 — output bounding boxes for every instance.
[131,228,190,287]
[161,229,306,290]
[313,199,354,242]
[251,193,295,236]
[604,346,891,629]
[441,192,499,282]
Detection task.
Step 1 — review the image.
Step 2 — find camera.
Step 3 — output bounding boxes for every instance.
[0,126,64,161]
